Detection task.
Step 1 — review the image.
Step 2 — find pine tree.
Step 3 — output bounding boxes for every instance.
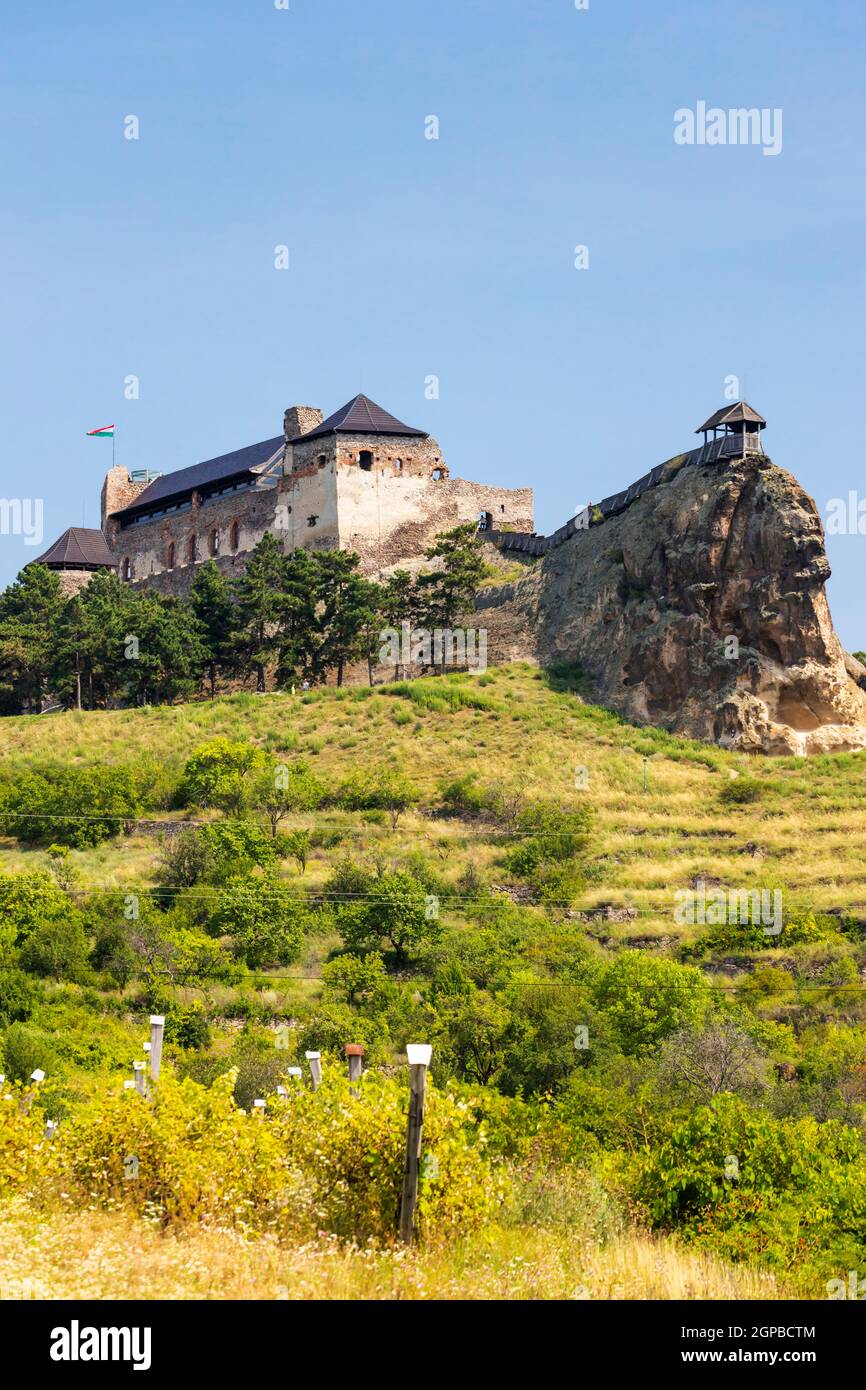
[0,564,65,712]
[414,524,487,671]
[309,551,379,687]
[230,533,287,692]
[190,561,234,698]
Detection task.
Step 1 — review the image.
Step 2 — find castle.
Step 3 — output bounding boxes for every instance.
[35,394,534,595]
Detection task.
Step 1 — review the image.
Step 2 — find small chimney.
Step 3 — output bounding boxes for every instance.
[284,405,324,442]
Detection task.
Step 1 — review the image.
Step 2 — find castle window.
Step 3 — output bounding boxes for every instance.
[187,534,197,564]
[478,511,492,531]
[431,468,444,481]
[500,504,505,513]
[317,454,327,469]
[395,458,403,471]
[167,543,175,570]
[307,515,318,527]
[209,528,220,556]
[122,557,133,582]
[359,450,373,471]
[229,521,240,551]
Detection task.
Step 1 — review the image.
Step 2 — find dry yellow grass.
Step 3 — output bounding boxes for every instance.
[0,1200,787,1301]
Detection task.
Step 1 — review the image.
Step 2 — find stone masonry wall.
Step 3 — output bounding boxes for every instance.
[107,425,533,593]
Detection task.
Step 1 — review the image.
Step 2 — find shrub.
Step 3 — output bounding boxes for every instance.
[0,968,40,1025]
[0,766,141,847]
[0,870,73,951]
[338,766,419,829]
[1,1022,57,1082]
[19,919,91,982]
[164,1004,211,1051]
[719,776,762,806]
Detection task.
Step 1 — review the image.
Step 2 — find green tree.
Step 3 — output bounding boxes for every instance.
[179,739,268,815]
[252,760,325,837]
[119,592,208,705]
[0,564,65,712]
[341,871,439,967]
[592,951,707,1056]
[414,523,487,668]
[322,952,388,1006]
[212,877,307,968]
[190,561,235,698]
[19,918,91,981]
[380,570,419,679]
[309,551,381,687]
[230,533,287,692]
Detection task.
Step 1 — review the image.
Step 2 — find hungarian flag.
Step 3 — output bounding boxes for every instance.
[86,424,115,439]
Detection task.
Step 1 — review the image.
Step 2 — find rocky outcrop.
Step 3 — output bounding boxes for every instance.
[477,453,866,755]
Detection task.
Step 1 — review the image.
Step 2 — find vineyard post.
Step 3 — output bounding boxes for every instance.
[345,1043,364,1095]
[306,1050,322,1090]
[399,1044,432,1245]
[133,1061,147,1096]
[149,1016,165,1082]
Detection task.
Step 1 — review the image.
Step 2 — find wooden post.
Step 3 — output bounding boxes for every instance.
[45,1118,57,1141]
[133,1062,147,1096]
[399,1044,432,1245]
[287,1066,302,1083]
[149,1016,165,1082]
[345,1044,364,1094]
[305,1051,322,1091]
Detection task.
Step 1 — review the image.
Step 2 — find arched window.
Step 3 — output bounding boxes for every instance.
[358,450,373,471]
[166,543,175,570]
[122,557,132,581]
[317,454,327,469]
[395,458,403,471]
[209,528,220,556]
[229,521,240,551]
[187,534,197,564]
[431,467,444,481]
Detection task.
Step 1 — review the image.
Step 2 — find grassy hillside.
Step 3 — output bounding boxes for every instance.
[3,663,865,929]
[2,664,866,1299]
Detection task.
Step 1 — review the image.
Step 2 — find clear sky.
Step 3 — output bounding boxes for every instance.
[1,0,864,646]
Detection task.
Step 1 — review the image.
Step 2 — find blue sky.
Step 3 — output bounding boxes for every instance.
[1,0,865,645]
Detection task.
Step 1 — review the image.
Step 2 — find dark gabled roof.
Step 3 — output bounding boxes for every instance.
[112,435,285,519]
[696,402,766,433]
[34,527,116,569]
[300,394,427,443]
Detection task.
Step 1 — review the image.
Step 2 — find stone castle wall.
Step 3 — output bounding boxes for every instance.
[105,419,533,593]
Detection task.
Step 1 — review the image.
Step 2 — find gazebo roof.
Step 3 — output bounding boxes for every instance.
[696,402,766,434]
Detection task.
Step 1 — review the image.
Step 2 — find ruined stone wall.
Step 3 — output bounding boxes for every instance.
[54,569,108,597]
[116,465,341,596]
[325,430,533,573]
[101,466,150,528]
[107,426,533,592]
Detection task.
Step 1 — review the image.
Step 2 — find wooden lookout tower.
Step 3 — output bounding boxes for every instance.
[694,402,766,463]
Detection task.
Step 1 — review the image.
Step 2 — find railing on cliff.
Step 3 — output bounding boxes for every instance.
[484,433,766,559]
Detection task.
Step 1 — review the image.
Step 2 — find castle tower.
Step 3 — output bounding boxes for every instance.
[32,527,117,595]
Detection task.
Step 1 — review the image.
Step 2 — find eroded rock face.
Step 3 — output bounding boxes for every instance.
[478,454,866,754]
